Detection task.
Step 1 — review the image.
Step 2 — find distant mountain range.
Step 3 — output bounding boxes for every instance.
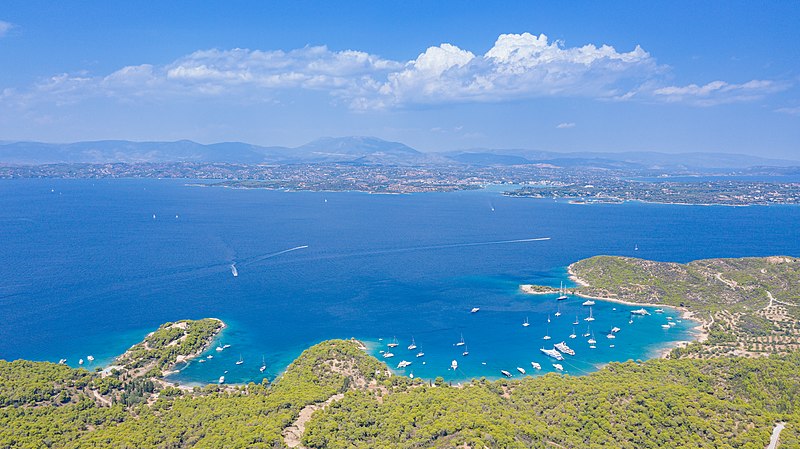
[0,136,797,171]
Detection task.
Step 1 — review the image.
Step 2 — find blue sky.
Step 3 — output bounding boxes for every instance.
[1,1,798,158]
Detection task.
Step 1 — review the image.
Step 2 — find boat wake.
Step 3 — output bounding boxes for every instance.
[239,245,309,267]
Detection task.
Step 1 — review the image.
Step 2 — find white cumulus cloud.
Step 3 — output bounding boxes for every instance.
[5,33,788,111]
[556,122,576,129]
[356,33,657,109]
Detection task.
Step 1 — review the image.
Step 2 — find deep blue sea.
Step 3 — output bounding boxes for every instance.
[1,179,799,384]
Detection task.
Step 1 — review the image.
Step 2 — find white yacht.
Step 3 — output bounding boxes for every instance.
[383,352,395,358]
[230,264,238,277]
[86,355,95,362]
[451,360,458,370]
[611,327,621,333]
[540,347,564,361]
[582,299,595,306]
[553,364,564,371]
[530,362,542,370]
[554,341,575,356]
[501,370,512,377]
[397,360,412,369]
[631,308,650,316]
[260,356,266,373]
[78,359,84,365]
[517,367,526,375]
[607,333,616,339]
[416,352,425,358]
[218,376,225,384]
[470,307,480,313]
[661,324,671,329]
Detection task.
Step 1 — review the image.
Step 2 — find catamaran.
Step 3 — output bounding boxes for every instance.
[383,352,395,358]
[557,281,568,300]
[387,336,399,348]
[588,333,597,345]
[522,317,530,327]
[584,307,595,322]
[569,326,577,339]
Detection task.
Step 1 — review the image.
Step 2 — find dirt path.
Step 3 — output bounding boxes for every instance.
[767,290,800,308]
[282,394,344,448]
[767,422,785,449]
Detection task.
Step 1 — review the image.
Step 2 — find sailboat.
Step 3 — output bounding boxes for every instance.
[557,281,568,300]
[588,333,597,345]
[554,303,562,317]
[573,316,579,325]
[235,355,244,365]
[569,326,577,339]
[407,337,417,351]
[522,317,530,327]
[547,315,551,323]
[462,345,469,357]
[260,356,266,373]
[582,325,591,337]
[455,334,465,346]
[584,307,595,322]
[543,325,552,340]
[387,336,399,348]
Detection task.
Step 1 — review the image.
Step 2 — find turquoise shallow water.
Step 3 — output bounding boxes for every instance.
[1,179,798,383]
